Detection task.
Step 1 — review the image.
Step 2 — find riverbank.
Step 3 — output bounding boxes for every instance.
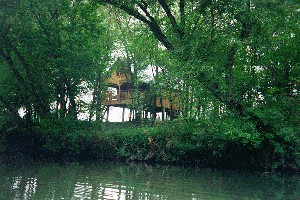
[1,118,299,173]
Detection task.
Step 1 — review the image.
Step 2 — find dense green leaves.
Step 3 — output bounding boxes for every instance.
[0,0,299,170]
[99,0,299,132]
[0,0,111,122]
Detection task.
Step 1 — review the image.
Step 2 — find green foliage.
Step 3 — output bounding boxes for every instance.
[106,126,150,160]
[99,0,300,138]
[1,118,299,171]
[0,0,299,173]
[37,119,92,156]
[0,0,111,121]
[93,119,298,171]
[35,119,116,160]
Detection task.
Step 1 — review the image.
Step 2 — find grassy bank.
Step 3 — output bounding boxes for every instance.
[1,118,299,172]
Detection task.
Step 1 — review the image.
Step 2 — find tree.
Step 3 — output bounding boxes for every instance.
[0,0,111,124]
[106,8,163,122]
[98,0,300,136]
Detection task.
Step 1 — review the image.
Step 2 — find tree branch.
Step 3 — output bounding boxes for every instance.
[158,0,183,37]
[235,0,252,39]
[137,2,175,50]
[0,48,26,86]
[101,0,174,50]
[1,35,50,117]
[101,0,150,24]
[180,0,185,31]
[225,45,238,101]
[195,71,276,136]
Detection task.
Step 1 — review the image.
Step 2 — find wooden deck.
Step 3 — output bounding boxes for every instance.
[102,90,181,110]
[102,90,133,107]
[103,70,181,110]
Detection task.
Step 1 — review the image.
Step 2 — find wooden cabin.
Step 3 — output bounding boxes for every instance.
[103,70,134,107]
[102,67,181,121]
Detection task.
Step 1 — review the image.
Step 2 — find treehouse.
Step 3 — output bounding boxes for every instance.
[102,66,181,121]
[104,69,134,107]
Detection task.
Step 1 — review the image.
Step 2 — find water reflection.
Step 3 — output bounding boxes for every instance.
[0,159,299,200]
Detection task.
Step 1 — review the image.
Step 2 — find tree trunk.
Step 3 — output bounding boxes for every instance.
[0,95,23,125]
[58,79,67,118]
[101,0,279,136]
[66,80,77,120]
[106,106,110,122]
[122,107,125,122]
[160,97,165,121]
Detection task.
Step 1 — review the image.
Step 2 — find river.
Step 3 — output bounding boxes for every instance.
[0,159,299,200]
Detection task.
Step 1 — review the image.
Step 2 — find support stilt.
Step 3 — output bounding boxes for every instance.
[122,107,125,122]
[106,106,110,122]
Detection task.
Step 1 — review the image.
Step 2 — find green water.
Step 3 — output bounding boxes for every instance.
[0,159,299,200]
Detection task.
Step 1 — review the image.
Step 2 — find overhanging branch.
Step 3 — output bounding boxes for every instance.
[100,0,174,50]
[179,0,185,31]
[158,0,183,37]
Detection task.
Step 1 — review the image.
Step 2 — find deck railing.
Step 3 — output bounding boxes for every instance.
[103,89,181,110]
[106,90,134,101]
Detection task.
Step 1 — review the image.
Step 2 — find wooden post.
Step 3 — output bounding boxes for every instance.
[166,109,168,122]
[133,110,135,121]
[129,109,132,121]
[162,108,165,121]
[118,85,121,101]
[122,107,125,122]
[106,106,110,122]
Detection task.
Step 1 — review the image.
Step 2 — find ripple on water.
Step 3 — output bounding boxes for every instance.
[73,181,93,199]
[0,161,299,200]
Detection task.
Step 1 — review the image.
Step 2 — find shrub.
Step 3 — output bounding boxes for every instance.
[1,116,298,171]
[36,119,105,160]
